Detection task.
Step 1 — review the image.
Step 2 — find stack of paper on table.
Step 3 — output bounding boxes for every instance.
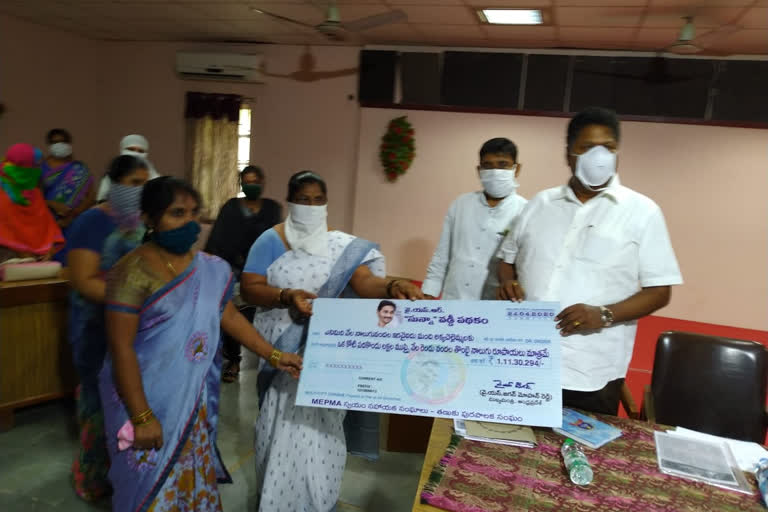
[454,419,537,448]
[553,408,622,449]
[654,430,754,494]
[666,427,768,472]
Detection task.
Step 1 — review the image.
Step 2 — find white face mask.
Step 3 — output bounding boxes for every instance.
[573,145,617,191]
[288,203,327,229]
[285,203,329,256]
[479,168,519,199]
[49,142,72,159]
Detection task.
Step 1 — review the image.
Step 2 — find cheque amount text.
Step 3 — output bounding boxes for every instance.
[493,358,545,368]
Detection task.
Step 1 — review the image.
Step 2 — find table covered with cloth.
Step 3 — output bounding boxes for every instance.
[416,414,764,512]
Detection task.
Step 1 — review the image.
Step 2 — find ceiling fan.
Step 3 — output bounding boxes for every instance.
[576,16,739,85]
[664,16,740,56]
[252,1,407,42]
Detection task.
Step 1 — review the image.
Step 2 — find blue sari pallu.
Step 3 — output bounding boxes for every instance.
[257,237,382,461]
[99,253,233,512]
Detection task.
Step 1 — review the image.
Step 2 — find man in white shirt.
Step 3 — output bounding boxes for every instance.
[497,107,683,415]
[422,138,528,300]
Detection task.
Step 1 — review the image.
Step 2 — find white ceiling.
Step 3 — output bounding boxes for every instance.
[2,0,767,55]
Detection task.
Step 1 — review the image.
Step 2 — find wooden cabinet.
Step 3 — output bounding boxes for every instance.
[0,277,77,430]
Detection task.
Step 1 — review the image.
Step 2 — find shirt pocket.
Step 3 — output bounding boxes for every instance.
[576,226,635,267]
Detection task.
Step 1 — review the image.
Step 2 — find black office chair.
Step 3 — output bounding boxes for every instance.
[643,331,768,443]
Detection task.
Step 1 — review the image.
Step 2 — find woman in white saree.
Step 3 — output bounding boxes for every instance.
[241,171,423,512]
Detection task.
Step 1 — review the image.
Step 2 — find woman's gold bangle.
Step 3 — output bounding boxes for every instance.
[269,349,283,368]
[130,409,155,426]
[131,409,152,422]
[134,415,156,427]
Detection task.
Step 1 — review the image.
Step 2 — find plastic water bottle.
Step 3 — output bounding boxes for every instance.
[561,438,593,485]
[755,458,768,507]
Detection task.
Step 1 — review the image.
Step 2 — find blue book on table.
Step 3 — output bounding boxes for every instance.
[553,408,623,449]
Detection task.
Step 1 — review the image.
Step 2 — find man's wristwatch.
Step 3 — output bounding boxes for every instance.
[599,306,614,327]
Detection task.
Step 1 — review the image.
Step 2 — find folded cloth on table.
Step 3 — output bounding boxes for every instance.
[0,260,61,281]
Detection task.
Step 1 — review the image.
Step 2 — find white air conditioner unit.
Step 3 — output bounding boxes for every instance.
[176,52,264,83]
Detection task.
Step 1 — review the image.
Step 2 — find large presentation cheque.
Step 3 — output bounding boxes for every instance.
[295,299,562,427]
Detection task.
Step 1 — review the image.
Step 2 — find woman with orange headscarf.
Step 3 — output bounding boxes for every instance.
[0,143,65,263]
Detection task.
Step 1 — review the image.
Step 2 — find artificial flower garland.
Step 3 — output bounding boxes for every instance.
[379,116,415,182]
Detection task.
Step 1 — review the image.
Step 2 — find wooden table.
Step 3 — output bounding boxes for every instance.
[412,417,763,512]
[0,276,77,430]
[412,418,453,512]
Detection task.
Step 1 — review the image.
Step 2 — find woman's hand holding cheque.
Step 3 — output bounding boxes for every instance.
[283,288,317,316]
[221,300,303,379]
[273,352,303,379]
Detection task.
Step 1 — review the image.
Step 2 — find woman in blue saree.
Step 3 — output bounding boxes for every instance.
[100,177,302,511]
[240,171,423,511]
[40,129,96,256]
[67,155,150,501]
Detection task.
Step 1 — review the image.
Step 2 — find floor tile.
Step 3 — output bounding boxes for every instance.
[0,354,425,511]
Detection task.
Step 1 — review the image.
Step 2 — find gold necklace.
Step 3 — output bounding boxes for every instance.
[154,243,180,276]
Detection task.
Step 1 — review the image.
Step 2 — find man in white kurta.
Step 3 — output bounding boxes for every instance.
[498,107,683,415]
[422,138,527,300]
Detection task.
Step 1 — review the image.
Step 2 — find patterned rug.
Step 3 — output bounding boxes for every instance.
[421,415,763,512]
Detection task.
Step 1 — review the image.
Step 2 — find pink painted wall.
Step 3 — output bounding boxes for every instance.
[0,14,109,168]
[352,107,768,331]
[96,42,361,229]
[0,14,361,230]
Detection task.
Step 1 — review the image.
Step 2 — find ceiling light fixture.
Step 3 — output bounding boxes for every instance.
[477,9,543,25]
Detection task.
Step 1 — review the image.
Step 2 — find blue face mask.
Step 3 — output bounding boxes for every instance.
[152,221,201,254]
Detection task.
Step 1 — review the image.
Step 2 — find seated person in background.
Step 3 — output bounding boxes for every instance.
[497,107,683,416]
[66,155,150,501]
[0,143,64,264]
[40,129,96,261]
[205,165,282,382]
[422,137,527,300]
[96,134,159,202]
